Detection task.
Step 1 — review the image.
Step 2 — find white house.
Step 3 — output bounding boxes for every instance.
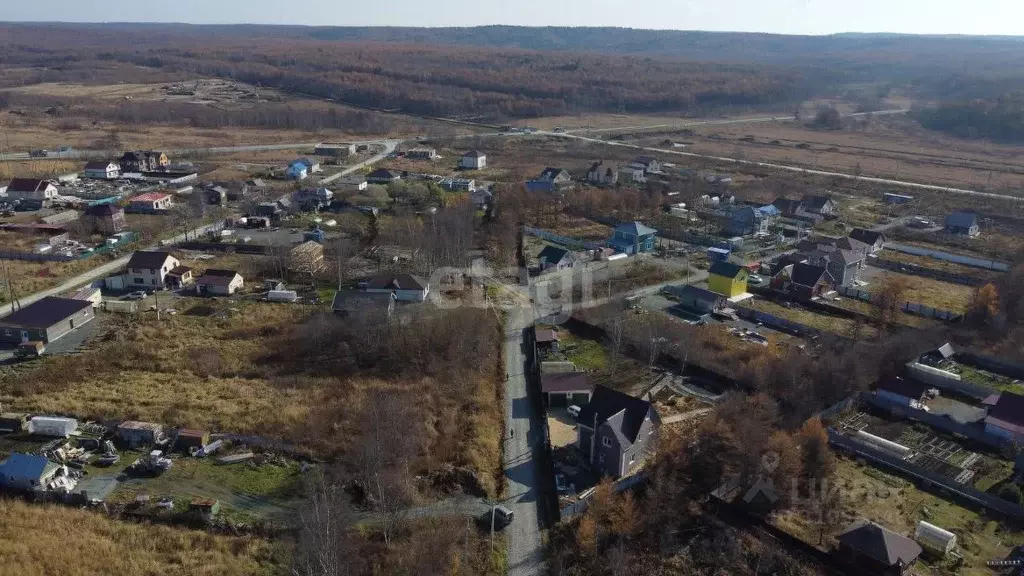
[460,150,487,170]
[127,192,173,212]
[194,269,244,296]
[618,166,646,185]
[83,161,121,180]
[124,251,181,290]
[5,179,58,202]
[362,274,430,302]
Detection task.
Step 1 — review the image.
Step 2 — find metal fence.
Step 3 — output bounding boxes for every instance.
[863,392,1010,451]
[521,225,605,251]
[885,242,1009,272]
[734,306,826,339]
[828,429,1024,521]
[904,362,994,401]
[836,286,962,321]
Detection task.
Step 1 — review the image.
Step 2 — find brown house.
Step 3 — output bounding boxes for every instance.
[83,203,126,235]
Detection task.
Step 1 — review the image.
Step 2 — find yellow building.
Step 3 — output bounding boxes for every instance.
[707,261,749,298]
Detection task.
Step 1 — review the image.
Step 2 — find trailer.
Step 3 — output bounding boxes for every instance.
[28,416,78,438]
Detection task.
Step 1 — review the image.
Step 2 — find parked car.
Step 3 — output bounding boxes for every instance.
[478,506,515,530]
[125,291,148,300]
[749,274,764,283]
[567,405,582,419]
[95,454,121,467]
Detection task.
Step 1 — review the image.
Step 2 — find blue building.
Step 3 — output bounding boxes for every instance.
[608,221,657,254]
[707,247,731,262]
[285,162,308,180]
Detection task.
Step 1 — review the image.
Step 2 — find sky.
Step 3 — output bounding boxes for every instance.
[6,0,1024,36]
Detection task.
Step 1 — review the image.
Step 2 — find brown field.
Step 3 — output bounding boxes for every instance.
[666,114,1024,192]
[8,80,292,109]
[0,499,287,576]
[870,271,976,313]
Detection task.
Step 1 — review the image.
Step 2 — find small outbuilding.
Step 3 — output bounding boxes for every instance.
[176,429,211,451]
[117,421,165,448]
[195,269,244,296]
[0,296,94,345]
[541,372,593,408]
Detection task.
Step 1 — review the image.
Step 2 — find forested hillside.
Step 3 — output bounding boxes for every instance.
[912,95,1024,143]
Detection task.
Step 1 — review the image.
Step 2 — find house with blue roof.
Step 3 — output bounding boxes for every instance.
[0,453,61,491]
[285,162,309,181]
[608,221,657,254]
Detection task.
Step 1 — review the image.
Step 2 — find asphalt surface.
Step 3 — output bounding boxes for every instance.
[502,305,545,576]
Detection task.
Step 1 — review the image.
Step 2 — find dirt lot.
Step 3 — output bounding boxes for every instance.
[862,270,975,314]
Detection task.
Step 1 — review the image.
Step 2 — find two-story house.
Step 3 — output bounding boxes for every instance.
[83,203,126,235]
[587,161,619,187]
[607,221,657,254]
[526,167,573,193]
[83,161,121,180]
[124,251,181,290]
[725,206,770,236]
[577,385,660,477]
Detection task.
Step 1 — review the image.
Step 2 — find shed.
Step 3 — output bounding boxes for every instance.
[117,421,165,448]
[176,429,211,451]
[0,413,28,433]
[189,498,221,516]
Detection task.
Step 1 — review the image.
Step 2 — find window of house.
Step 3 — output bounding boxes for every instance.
[602,436,612,448]
[598,454,605,465]
[629,454,635,464]
[150,269,156,274]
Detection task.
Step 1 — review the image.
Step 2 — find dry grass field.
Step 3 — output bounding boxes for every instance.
[1,301,321,437]
[0,499,288,576]
[870,271,976,313]
[669,114,1024,192]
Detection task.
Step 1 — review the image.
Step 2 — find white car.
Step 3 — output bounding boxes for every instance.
[749,274,764,283]
[567,405,582,419]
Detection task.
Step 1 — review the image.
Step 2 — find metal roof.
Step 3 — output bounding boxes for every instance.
[0,297,91,329]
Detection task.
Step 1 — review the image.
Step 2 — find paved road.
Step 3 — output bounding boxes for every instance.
[564,108,909,135]
[500,304,545,576]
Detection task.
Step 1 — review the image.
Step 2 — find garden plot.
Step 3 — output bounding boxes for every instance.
[832,410,1013,492]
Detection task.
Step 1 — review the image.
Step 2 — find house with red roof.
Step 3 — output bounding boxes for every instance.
[127,192,173,213]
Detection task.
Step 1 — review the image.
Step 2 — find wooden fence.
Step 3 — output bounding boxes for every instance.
[837,286,962,321]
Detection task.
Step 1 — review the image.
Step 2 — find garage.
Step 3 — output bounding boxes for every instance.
[542,372,593,408]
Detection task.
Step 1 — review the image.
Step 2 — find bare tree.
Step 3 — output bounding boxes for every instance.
[293,469,361,576]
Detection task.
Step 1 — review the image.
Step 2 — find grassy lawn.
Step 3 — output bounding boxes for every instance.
[944,362,1023,394]
[107,456,305,524]
[872,271,975,314]
[775,457,1024,576]
[830,294,933,329]
[559,332,609,371]
[745,298,878,339]
[0,499,288,576]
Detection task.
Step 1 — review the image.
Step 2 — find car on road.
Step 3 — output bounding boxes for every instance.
[567,405,582,419]
[29,149,48,158]
[553,126,566,133]
[478,505,514,530]
[125,291,148,301]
